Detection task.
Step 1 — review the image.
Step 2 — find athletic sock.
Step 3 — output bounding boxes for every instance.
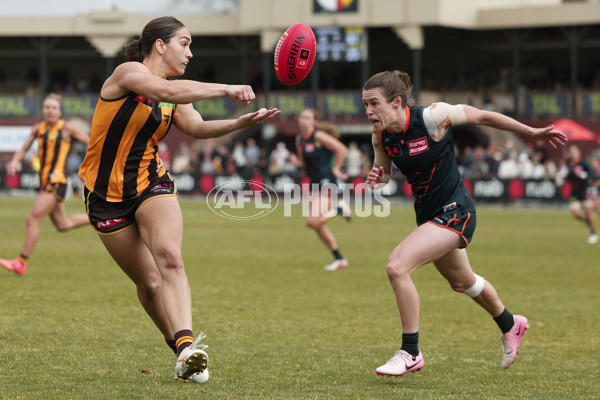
[400,332,420,357]
[332,249,343,260]
[174,329,194,355]
[493,308,515,334]
[165,338,177,355]
[18,254,28,265]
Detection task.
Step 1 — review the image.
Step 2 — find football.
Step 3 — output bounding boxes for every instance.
[274,23,316,85]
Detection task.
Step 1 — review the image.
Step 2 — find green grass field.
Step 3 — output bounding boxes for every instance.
[0,196,598,399]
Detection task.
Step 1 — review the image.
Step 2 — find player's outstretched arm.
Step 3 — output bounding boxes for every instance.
[103,62,256,105]
[174,104,280,139]
[461,105,568,148]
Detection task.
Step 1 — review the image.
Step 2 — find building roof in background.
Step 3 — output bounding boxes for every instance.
[0,0,240,16]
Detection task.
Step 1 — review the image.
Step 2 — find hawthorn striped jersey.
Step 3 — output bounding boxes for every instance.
[37,119,70,188]
[376,105,475,225]
[78,93,175,202]
[298,129,336,185]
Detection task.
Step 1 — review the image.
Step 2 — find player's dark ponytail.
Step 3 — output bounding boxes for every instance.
[125,39,144,62]
[124,16,185,62]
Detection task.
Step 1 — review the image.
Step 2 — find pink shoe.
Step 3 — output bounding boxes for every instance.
[0,258,26,275]
[0,258,15,272]
[500,315,529,369]
[375,350,424,376]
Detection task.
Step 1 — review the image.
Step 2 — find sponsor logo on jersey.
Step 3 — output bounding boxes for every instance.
[407,137,429,156]
[443,202,457,212]
[158,102,175,109]
[304,143,315,153]
[134,95,153,106]
[384,144,402,157]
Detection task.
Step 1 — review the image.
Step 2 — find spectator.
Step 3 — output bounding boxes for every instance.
[346,141,363,178]
[231,141,247,173]
[518,152,534,179]
[268,141,290,179]
[171,142,191,174]
[497,151,520,179]
[470,145,489,179]
[244,138,260,169]
[529,151,546,180]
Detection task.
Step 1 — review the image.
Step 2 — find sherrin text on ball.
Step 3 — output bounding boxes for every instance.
[274,23,316,85]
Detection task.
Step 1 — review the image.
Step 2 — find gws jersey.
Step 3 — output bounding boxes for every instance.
[377,105,475,225]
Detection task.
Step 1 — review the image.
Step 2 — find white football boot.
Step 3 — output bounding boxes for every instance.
[174,332,209,382]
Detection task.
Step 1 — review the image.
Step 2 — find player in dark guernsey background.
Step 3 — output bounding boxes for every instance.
[77,16,279,383]
[0,93,90,276]
[363,70,567,377]
[559,144,598,244]
[295,108,351,271]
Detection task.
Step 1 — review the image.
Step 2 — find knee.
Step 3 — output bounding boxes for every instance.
[306,218,321,230]
[448,280,470,293]
[385,256,410,281]
[156,245,184,271]
[455,274,485,297]
[138,279,162,299]
[54,223,69,232]
[25,214,40,228]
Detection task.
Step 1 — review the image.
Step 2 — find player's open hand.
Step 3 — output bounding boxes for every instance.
[236,108,280,129]
[6,160,20,176]
[226,85,256,104]
[531,126,568,149]
[332,166,348,181]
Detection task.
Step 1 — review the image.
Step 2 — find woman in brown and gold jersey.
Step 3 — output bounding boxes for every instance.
[0,93,90,276]
[77,16,279,383]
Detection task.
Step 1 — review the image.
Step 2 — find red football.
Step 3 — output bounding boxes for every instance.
[274,23,316,86]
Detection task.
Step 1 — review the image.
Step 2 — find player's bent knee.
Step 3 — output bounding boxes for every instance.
[54,223,70,232]
[156,246,184,270]
[463,274,485,297]
[306,218,321,230]
[385,258,410,280]
[138,281,161,299]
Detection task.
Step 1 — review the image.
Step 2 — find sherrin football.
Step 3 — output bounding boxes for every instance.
[274,23,316,85]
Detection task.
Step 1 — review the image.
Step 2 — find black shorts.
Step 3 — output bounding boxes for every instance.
[427,211,476,248]
[85,174,177,235]
[41,182,67,201]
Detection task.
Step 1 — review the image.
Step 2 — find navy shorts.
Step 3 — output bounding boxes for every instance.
[427,211,476,248]
[85,174,177,235]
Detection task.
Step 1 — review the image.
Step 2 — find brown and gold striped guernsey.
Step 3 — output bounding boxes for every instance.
[37,119,70,188]
[78,93,175,202]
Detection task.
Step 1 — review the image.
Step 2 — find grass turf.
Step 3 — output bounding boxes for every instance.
[0,196,598,399]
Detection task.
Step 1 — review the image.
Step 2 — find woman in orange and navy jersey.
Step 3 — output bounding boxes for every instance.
[0,93,90,276]
[77,16,279,383]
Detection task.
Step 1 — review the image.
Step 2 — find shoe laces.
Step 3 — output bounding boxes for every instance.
[190,332,208,351]
[388,350,410,365]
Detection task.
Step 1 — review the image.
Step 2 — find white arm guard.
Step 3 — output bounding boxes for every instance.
[423,102,468,138]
